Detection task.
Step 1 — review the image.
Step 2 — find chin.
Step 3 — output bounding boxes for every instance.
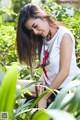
[42,35,46,37]
[43,33,48,37]
[41,34,45,37]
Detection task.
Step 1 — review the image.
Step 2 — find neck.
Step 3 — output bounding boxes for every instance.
[46,31,51,40]
[46,25,59,41]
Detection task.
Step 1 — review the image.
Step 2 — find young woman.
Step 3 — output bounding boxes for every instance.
[16,3,80,108]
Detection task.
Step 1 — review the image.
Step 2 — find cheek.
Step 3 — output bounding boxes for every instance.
[45,25,49,33]
[44,22,49,30]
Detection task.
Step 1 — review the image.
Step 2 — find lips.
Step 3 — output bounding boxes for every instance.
[41,32,46,37]
[38,32,44,36]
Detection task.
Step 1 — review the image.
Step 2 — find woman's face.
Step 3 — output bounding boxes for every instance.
[25,17,50,37]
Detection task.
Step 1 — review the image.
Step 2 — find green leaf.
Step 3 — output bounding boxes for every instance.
[16,81,42,99]
[59,92,74,110]
[67,86,80,112]
[48,80,80,109]
[31,109,51,120]
[30,89,52,108]
[16,100,33,114]
[15,109,31,117]
[45,109,76,120]
[31,109,76,120]
[0,64,19,119]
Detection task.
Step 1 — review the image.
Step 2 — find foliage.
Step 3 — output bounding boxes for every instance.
[31,109,76,120]
[14,78,80,120]
[0,63,80,119]
[0,6,17,65]
[12,0,31,13]
[18,64,42,80]
[0,64,18,119]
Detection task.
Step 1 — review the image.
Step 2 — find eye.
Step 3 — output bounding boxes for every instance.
[34,25,37,28]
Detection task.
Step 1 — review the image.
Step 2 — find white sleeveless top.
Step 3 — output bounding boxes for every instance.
[40,26,80,88]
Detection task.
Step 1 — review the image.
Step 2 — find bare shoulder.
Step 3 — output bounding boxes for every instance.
[61,33,73,46]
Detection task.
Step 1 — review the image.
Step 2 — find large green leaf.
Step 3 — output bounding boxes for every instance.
[0,64,19,119]
[31,109,76,120]
[66,86,80,113]
[45,109,76,120]
[48,80,80,109]
[30,109,51,120]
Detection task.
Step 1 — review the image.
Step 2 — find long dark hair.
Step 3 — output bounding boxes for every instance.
[16,3,62,68]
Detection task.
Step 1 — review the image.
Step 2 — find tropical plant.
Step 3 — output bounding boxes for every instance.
[0,6,17,65]
[7,75,79,120]
[0,63,80,120]
[12,0,31,13]
[0,64,18,119]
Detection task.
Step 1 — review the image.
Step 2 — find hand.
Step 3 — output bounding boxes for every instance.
[38,81,45,95]
[38,97,47,108]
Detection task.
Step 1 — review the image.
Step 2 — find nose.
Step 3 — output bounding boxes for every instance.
[33,29,38,35]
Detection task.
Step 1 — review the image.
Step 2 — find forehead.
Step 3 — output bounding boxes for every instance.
[25,18,35,29]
